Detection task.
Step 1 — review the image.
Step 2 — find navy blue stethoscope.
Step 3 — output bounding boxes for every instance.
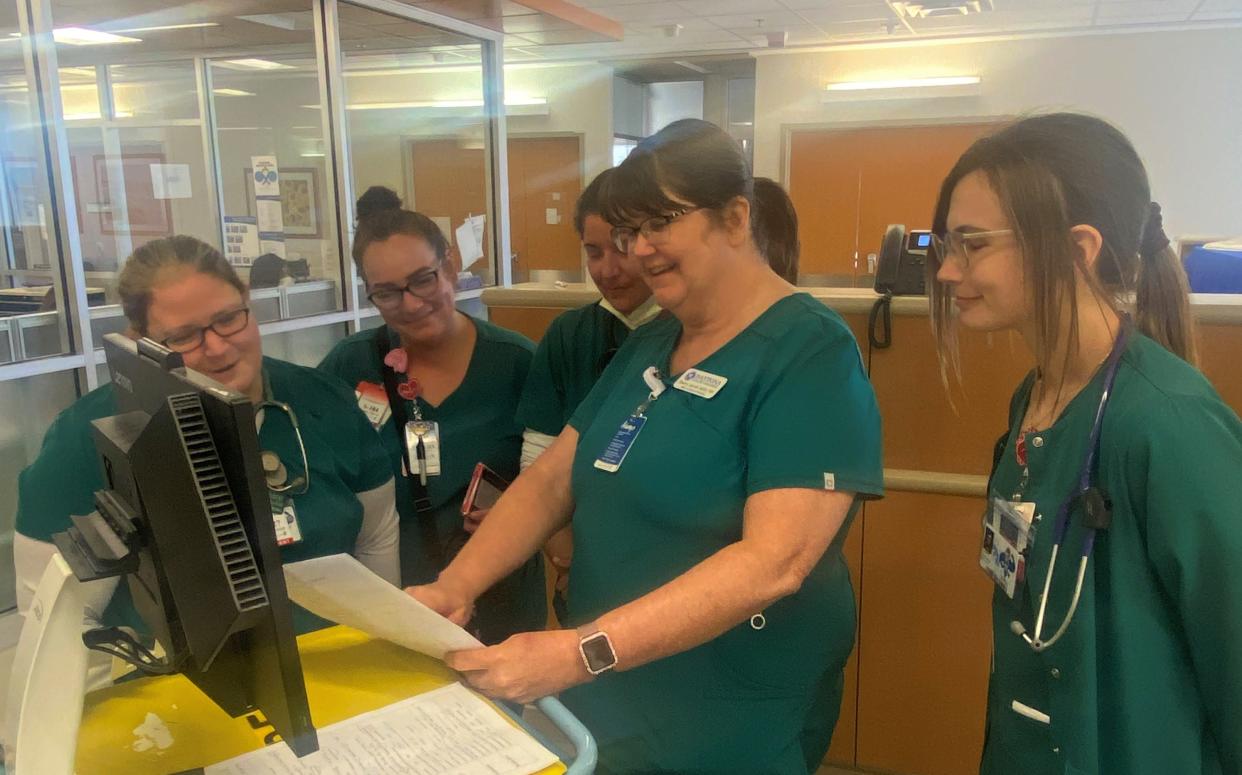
[1009,319,1131,653]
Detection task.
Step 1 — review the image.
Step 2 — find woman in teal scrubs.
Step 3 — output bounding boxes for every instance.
[516,168,661,610]
[15,235,398,653]
[318,187,545,644]
[413,120,883,773]
[928,113,1242,774]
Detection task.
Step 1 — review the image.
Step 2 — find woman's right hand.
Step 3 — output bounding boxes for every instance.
[407,581,475,627]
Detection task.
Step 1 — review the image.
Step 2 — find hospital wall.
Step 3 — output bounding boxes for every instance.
[753,26,1242,239]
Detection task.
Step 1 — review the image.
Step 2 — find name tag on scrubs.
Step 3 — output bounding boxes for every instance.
[594,415,646,473]
[270,493,303,546]
[355,381,391,430]
[980,497,1035,598]
[673,369,727,399]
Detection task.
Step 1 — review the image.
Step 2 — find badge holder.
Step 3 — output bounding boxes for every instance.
[979,495,1037,599]
[404,418,441,486]
[594,367,664,474]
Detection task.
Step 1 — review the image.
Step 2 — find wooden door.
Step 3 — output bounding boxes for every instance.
[408,139,490,273]
[508,135,582,274]
[788,123,995,283]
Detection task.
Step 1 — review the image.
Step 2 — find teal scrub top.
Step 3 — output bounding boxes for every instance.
[561,293,884,774]
[15,356,393,636]
[317,316,547,637]
[516,301,635,436]
[983,333,1242,775]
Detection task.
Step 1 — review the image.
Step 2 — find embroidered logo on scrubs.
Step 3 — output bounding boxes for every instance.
[673,369,728,399]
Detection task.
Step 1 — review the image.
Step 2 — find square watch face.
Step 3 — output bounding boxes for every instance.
[581,633,615,672]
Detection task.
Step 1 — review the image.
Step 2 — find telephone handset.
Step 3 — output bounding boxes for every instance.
[873,224,931,297]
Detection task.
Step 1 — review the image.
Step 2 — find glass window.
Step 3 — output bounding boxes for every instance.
[0,370,82,611]
[0,6,71,362]
[212,47,342,315]
[338,2,497,288]
[260,322,348,368]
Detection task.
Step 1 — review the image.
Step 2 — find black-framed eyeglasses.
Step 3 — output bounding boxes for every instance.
[930,229,1014,270]
[366,270,441,310]
[610,207,703,254]
[159,307,251,353]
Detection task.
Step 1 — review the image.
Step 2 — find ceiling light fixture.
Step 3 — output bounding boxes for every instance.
[825,75,980,91]
[216,58,294,71]
[53,27,141,46]
[112,22,219,34]
[212,88,255,96]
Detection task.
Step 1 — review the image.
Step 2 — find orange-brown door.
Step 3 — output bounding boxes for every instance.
[788,123,995,283]
[508,135,583,274]
[408,138,490,273]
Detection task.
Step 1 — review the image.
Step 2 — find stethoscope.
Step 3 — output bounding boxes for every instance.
[256,375,310,496]
[1010,319,1130,653]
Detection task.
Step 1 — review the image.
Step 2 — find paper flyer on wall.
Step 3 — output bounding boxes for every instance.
[223,216,260,266]
[251,155,280,196]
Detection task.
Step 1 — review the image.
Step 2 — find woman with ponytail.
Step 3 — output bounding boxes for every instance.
[929,112,1241,774]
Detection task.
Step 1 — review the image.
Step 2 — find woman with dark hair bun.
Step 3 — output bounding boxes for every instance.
[319,186,546,645]
[929,113,1242,774]
[412,121,882,773]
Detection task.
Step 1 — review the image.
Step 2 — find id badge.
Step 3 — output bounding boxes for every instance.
[355,381,391,430]
[269,492,304,546]
[594,414,646,473]
[979,496,1036,599]
[404,420,442,483]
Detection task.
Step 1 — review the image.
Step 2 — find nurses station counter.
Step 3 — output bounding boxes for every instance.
[483,282,1242,775]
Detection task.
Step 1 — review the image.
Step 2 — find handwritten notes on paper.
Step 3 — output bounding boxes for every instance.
[205,683,559,775]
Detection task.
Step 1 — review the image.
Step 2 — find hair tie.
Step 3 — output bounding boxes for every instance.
[1140,201,1170,257]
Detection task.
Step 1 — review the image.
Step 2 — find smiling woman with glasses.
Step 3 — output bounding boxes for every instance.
[410,120,882,774]
[318,186,546,646]
[14,235,401,690]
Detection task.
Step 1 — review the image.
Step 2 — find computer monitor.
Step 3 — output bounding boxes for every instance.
[53,333,317,757]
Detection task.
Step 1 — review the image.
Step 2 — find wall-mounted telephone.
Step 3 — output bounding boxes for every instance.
[873,224,931,297]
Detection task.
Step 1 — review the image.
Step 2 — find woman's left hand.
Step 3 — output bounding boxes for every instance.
[444,629,589,704]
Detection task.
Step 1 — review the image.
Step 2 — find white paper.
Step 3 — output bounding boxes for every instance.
[283,554,481,660]
[431,216,452,238]
[544,208,559,226]
[260,239,287,258]
[150,163,192,200]
[205,683,558,775]
[256,198,285,232]
[455,216,484,267]
[252,155,281,197]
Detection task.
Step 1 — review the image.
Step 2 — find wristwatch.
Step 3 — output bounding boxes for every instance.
[575,621,617,676]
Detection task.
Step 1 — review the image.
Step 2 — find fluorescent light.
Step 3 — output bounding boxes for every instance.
[112,22,219,34]
[64,110,133,120]
[300,152,325,158]
[53,27,141,46]
[825,76,981,91]
[345,97,547,110]
[212,88,255,97]
[216,58,293,71]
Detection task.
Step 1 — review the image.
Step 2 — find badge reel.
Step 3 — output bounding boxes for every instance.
[261,450,304,546]
[595,366,664,474]
[979,495,1037,599]
[404,418,441,485]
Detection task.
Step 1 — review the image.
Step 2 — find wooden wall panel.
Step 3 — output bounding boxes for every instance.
[870,319,1032,476]
[856,491,993,775]
[488,306,563,343]
[1197,323,1242,415]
